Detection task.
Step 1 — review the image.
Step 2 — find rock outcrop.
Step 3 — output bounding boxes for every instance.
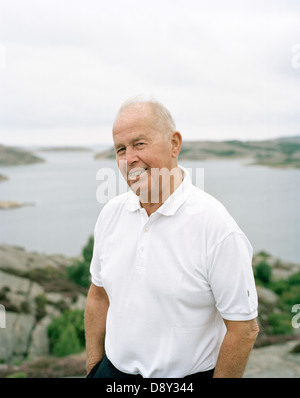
[1,243,300,377]
[0,244,87,363]
[245,340,300,378]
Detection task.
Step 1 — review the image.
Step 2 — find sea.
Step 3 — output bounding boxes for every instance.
[0,149,300,263]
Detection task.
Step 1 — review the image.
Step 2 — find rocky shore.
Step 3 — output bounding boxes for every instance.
[245,340,300,378]
[0,244,86,371]
[0,243,299,378]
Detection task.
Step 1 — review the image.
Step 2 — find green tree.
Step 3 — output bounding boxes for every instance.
[66,235,94,287]
[48,310,85,357]
[52,324,82,357]
[268,313,293,335]
[254,260,272,285]
[82,235,94,263]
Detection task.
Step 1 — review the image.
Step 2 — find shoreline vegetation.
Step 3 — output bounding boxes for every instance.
[0,135,300,169]
[94,135,300,169]
[1,137,299,208]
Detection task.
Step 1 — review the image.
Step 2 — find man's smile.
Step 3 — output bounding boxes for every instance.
[128,167,148,181]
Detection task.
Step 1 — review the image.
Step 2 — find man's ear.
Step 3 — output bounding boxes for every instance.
[171,131,182,158]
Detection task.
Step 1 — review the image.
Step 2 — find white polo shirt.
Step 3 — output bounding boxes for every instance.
[90,166,258,378]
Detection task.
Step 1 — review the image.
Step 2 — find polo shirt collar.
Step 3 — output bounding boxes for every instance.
[125,165,192,216]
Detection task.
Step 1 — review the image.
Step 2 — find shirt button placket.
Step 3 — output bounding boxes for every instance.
[137,219,152,271]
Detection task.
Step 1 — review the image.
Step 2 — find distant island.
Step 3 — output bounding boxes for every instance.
[94,136,300,169]
[0,201,35,210]
[0,145,43,210]
[1,136,300,169]
[0,145,44,166]
[0,174,8,182]
[38,146,92,152]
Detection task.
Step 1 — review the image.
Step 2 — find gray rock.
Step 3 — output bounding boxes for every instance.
[28,316,52,358]
[44,304,61,319]
[0,270,31,294]
[0,312,35,362]
[257,285,278,305]
[0,244,77,273]
[244,341,300,378]
[70,294,86,311]
[45,292,68,305]
[0,244,85,364]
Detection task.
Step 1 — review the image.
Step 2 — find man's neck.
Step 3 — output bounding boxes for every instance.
[140,166,183,217]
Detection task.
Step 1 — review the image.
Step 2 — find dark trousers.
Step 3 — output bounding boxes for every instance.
[87,354,214,379]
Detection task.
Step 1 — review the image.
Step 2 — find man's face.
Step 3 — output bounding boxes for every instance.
[113,105,174,201]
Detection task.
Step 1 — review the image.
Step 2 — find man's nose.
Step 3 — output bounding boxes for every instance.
[125,146,138,165]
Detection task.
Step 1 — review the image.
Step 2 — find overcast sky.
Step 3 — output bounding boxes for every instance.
[0,0,299,147]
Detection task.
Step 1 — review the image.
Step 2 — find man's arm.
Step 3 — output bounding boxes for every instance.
[213,318,259,378]
[84,283,109,374]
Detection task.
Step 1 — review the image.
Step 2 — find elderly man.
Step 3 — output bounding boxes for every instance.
[85,97,259,378]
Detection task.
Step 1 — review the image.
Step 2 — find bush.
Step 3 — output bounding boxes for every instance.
[280,286,300,308]
[82,236,94,264]
[269,279,288,295]
[66,260,91,288]
[48,310,85,357]
[256,266,300,338]
[66,235,93,288]
[255,260,272,285]
[52,324,82,357]
[287,272,300,287]
[268,313,293,335]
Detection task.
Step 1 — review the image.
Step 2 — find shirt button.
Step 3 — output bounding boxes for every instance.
[144,227,149,232]
[140,246,144,252]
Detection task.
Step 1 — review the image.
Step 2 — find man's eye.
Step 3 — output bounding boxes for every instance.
[117,148,125,154]
[136,142,145,147]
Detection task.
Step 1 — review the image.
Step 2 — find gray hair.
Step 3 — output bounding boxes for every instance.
[114,95,176,138]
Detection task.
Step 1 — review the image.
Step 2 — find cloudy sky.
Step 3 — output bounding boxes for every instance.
[0,0,299,147]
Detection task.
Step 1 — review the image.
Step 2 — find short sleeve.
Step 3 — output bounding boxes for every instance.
[89,226,103,287]
[207,232,258,321]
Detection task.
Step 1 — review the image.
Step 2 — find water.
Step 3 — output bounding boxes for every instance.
[0,151,299,263]
[186,159,300,264]
[0,151,106,257]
